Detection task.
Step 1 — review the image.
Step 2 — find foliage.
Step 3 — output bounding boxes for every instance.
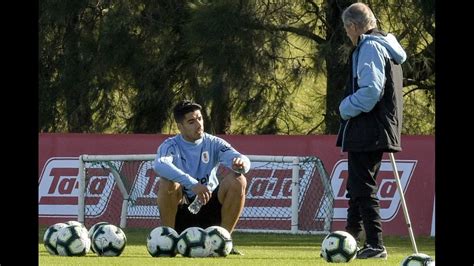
[39,0,435,135]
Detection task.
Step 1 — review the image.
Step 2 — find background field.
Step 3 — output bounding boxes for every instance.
[39,226,435,265]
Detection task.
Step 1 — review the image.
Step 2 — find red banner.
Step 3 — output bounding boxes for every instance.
[38,133,434,236]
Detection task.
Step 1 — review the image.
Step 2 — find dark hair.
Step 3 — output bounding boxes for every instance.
[173,100,202,122]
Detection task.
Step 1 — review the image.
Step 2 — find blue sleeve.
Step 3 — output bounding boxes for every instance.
[216,138,251,174]
[153,140,198,190]
[339,41,386,120]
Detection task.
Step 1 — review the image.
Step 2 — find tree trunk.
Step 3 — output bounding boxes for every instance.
[63,14,92,133]
[210,73,231,134]
[324,0,354,134]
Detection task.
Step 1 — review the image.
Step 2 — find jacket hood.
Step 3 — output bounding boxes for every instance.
[359,33,407,64]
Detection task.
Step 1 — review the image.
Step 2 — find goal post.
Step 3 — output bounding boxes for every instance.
[78,154,334,234]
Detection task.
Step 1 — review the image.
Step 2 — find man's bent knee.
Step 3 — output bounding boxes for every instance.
[234,174,247,187]
[157,178,182,204]
[219,173,247,202]
[226,173,247,191]
[236,174,247,194]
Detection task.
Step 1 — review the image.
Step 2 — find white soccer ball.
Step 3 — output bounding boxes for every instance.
[56,224,91,256]
[91,224,127,256]
[43,223,68,255]
[65,220,87,230]
[88,221,110,253]
[177,227,212,257]
[146,226,179,257]
[88,221,110,239]
[400,253,435,266]
[320,231,357,263]
[204,226,233,257]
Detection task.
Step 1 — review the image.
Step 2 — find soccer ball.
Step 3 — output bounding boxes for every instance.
[400,253,435,266]
[65,220,87,230]
[320,231,357,263]
[177,227,212,257]
[88,221,110,253]
[146,226,179,257]
[88,221,110,239]
[204,226,233,257]
[43,223,68,255]
[56,224,91,256]
[91,224,127,256]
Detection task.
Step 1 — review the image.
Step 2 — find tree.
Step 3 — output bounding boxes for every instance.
[39,0,126,132]
[39,0,435,135]
[246,0,434,134]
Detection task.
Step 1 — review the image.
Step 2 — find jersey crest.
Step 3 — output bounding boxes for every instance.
[201,151,209,164]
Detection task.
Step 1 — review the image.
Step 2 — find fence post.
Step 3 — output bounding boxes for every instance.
[291,157,300,233]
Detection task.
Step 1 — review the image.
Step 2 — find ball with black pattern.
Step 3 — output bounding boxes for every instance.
[91,224,127,256]
[176,227,211,257]
[88,221,110,253]
[43,222,69,255]
[56,224,91,256]
[400,253,435,266]
[146,226,179,257]
[320,231,357,263]
[205,226,233,257]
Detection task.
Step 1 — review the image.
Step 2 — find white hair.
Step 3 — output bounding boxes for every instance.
[342,3,377,31]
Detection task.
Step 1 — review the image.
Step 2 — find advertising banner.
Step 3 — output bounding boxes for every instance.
[39,134,434,236]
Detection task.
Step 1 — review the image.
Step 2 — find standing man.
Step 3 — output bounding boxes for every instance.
[153,100,249,255]
[336,3,407,260]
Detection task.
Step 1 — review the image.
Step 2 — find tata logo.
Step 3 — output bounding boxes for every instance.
[241,161,315,219]
[38,157,116,218]
[127,161,160,217]
[330,159,417,221]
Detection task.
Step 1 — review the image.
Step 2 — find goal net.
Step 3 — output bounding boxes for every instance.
[78,154,334,234]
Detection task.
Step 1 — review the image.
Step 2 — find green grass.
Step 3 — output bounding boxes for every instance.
[39,226,435,265]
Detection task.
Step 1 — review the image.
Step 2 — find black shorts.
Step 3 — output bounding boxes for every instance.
[174,186,222,234]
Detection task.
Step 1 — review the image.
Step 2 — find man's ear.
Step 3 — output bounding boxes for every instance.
[176,122,183,131]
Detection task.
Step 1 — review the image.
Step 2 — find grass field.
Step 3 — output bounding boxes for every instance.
[39,226,435,265]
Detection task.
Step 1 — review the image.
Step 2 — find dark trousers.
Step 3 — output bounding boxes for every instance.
[345,151,384,247]
[174,187,222,234]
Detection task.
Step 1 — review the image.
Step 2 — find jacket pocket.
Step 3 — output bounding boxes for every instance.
[344,112,379,145]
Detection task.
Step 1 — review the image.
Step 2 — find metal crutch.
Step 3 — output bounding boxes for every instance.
[388,152,419,254]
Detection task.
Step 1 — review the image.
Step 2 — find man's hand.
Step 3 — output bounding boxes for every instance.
[191,183,212,204]
[232,157,246,173]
